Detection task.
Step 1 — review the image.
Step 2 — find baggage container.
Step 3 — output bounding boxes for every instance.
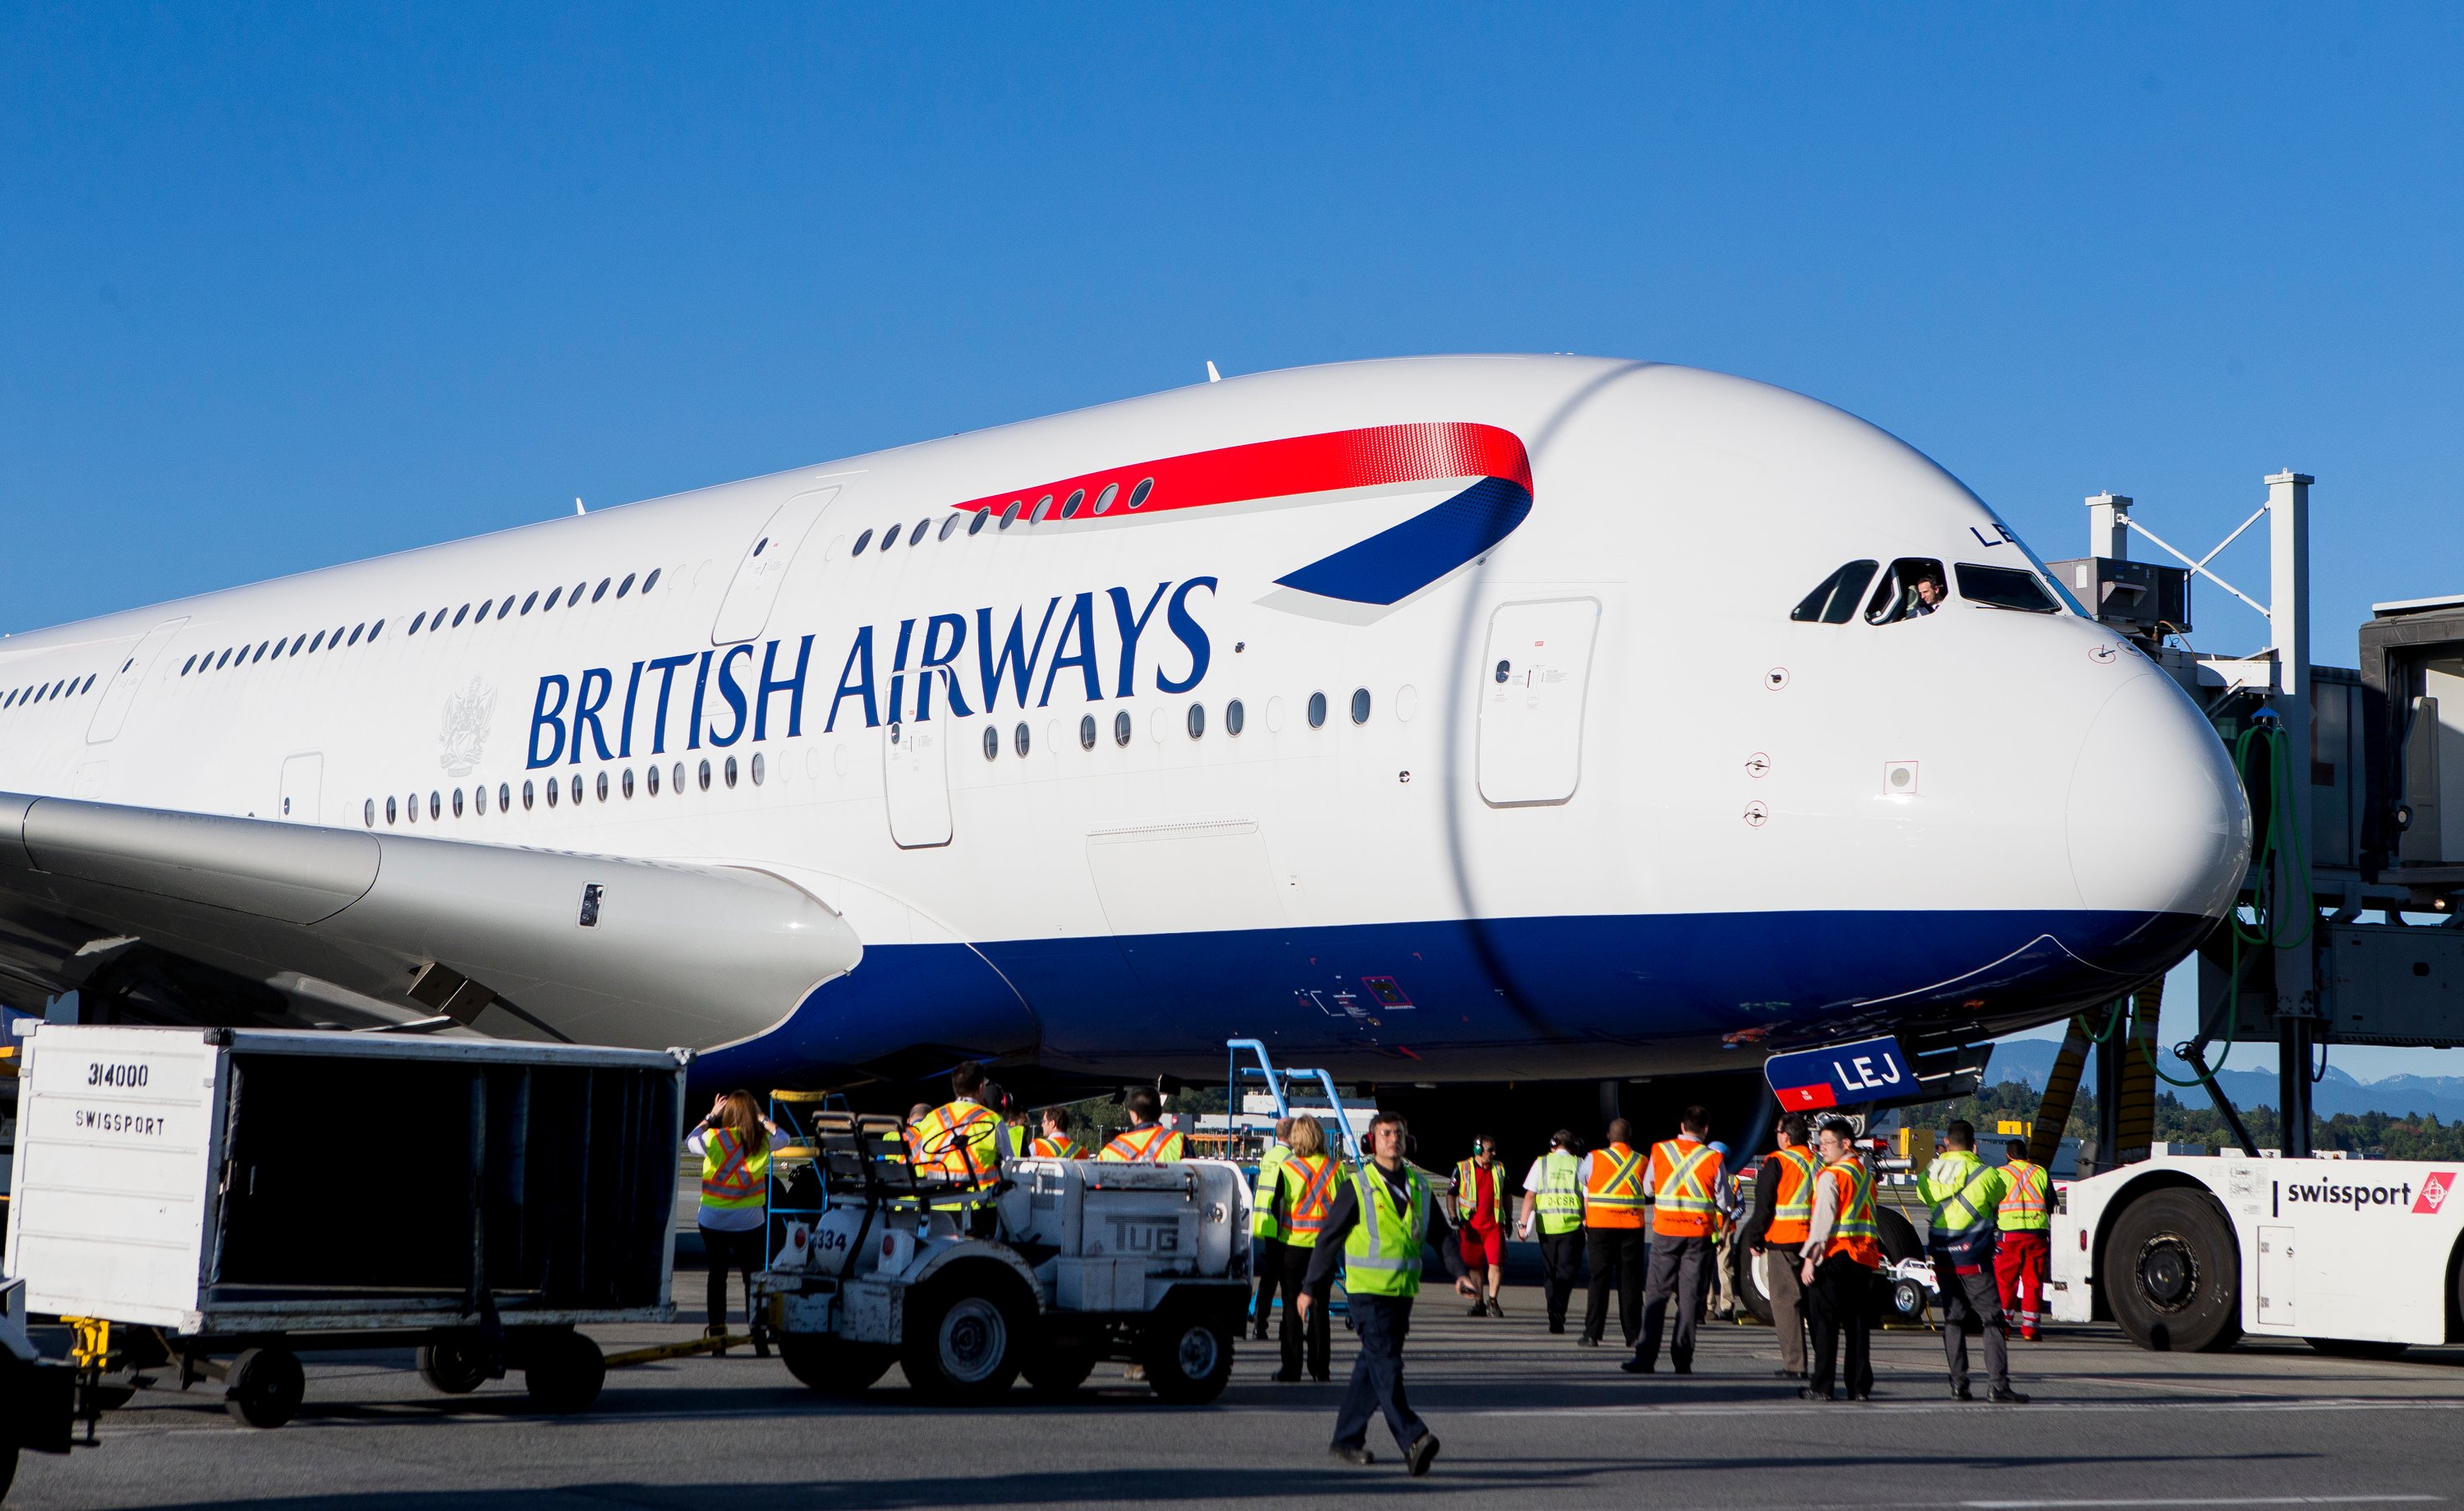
[4,1024,687,1426]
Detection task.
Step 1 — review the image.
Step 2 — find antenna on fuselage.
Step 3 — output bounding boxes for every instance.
[574,497,586,516]
[1205,361,1221,383]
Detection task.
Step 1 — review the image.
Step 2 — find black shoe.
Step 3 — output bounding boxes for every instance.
[1467,1300,1487,1317]
[1674,1360,1693,1376]
[1487,1297,1504,1318]
[1951,1383,1973,1401]
[1575,1335,1601,1348]
[1406,1432,1441,1477]
[1775,1369,1804,1379]
[1271,1369,1299,1382]
[1989,1386,2030,1403]
[1331,1444,1375,1467]
[1311,1371,1331,1384]
[1798,1385,1835,1402]
[1549,1320,1566,1335]
[1620,1358,1654,1374]
[1252,1326,1271,1342]
[1846,1391,1871,1402]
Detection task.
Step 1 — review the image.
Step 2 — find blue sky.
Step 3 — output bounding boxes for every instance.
[6,7,2460,1077]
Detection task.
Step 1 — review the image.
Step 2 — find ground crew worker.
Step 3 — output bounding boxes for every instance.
[1264,1114,1339,1381]
[1745,1114,1818,1379]
[1996,1139,2052,1341]
[1029,1105,1084,1159]
[984,1082,1031,1163]
[1516,1129,1586,1334]
[1096,1086,1186,1161]
[687,1089,779,1357]
[1578,1118,1648,1348]
[1708,1139,1744,1322]
[1798,1118,1882,1401]
[1627,1105,1725,1375]
[1253,1117,1295,1340]
[1298,1110,1475,1476]
[1453,1134,1509,1317]
[903,1101,934,1164]
[912,1063,1001,1185]
[1917,1120,2028,1403]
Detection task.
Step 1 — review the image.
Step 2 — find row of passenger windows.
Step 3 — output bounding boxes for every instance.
[1790,557,2060,625]
[848,477,1159,556]
[364,749,759,827]
[178,567,662,678]
[2,671,99,710]
[978,687,1376,760]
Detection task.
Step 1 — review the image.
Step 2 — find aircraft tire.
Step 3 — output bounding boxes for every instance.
[2104,1187,2241,1353]
[1736,1247,1776,1326]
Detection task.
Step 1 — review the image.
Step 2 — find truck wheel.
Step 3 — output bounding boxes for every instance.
[2104,1187,2241,1353]
[1889,1276,1929,1325]
[1142,1310,1234,1404]
[522,1331,606,1414]
[902,1275,1027,1403]
[416,1337,494,1394]
[2305,1336,2410,1361]
[779,1334,895,1396]
[1736,1249,1776,1326]
[1021,1348,1097,1399]
[1,1440,16,1501]
[224,1347,306,1429]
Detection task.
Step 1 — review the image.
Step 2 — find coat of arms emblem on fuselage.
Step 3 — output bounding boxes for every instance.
[439,675,497,777]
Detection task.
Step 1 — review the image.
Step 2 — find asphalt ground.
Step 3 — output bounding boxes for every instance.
[13,1274,2464,1511]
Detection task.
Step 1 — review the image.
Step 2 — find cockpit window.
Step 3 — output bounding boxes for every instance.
[1956,563,2060,613]
[1791,561,1879,623]
[1864,558,1948,625]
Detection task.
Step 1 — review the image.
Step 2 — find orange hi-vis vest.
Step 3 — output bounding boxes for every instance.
[1280,1152,1339,1246]
[1648,1137,1724,1238]
[913,1100,1000,1183]
[1098,1123,1186,1163]
[1030,1134,1083,1160]
[1584,1142,1648,1229]
[1819,1155,1884,1268]
[1763,1146,1820,1245]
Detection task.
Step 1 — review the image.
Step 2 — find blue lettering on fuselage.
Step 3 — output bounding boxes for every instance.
[527,581,1215,767]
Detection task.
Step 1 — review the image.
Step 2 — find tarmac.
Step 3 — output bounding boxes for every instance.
[12,1278,2464,1511]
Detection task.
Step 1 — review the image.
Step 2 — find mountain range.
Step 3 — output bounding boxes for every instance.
[1986,1037,2464,1124]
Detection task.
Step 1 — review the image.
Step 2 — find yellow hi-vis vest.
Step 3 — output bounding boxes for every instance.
[1343,1161,1431,1297]
[1998,1159,2052,1233]
[700,1127,770,1212]
[1277,1153,1340,1249]
[1253,1142,1293,1240]
[1098,1123,1186,1162]
[1534,1150,1583,1235]
[914,1100,1000,1183]
[1919,1149,2007,1249]
[1453,1158,1507,1227]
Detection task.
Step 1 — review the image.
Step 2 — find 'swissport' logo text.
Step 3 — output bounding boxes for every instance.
[526,578,1217,769]
[75,1109,167,1137]
[2282,1177,2420,1211]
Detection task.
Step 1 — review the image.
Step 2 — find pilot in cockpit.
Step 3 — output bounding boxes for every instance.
[1906,571,1947,616]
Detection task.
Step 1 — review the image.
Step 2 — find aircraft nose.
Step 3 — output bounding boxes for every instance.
[2066,668,2250,921]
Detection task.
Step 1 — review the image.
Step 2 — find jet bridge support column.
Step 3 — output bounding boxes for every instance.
[2269,470,2319,1158]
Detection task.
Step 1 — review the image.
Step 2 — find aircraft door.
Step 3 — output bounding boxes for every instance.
[279,752,324,824]
[711,484,847,645]
[884,718,953,848]
[1477,598,1601,806]
[85,616,190,744]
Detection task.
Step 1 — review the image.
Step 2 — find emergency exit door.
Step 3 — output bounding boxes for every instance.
[711,484,846,645]
[279,752,324,824]
[85,617,189,745]
[1477,598,1601,806]
[884,718,953,848]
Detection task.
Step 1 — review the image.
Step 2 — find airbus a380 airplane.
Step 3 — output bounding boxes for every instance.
[0,356,2248,1108]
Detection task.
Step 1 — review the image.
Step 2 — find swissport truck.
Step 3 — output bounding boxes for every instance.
[2050,1152,2464,1356]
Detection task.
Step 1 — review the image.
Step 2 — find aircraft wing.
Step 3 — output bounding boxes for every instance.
[0,792,862,1049]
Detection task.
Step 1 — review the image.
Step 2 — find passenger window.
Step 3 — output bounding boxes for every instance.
[853,528,875,555]
[1000,501,1021,530]
[643,567,662,592]
[522,591,538,614]
[1187,703,1206,739]
[751,752,765,785]
[983,726,999,760]
[968,509,990,536]
[545,587,563,611]
[1062,489,1086,519]
[308,631,324,653]
[724,756,738,788]
[410,612,427,634]
[1308,691,1327,728]
[1226,698,1245,736]
[908,518,929,545]
[453,604,471,627]
[1095,482,1119,514]
[1956,563,2060,614]
[1114,710,1132,746]
[591,578,610,603]
[1129,478,1153,509]
[938,514,961,541]
[1014,721,1031,757]
[1031,495,1055,524]
[1079,714,1096,750]
[646,765,660,796]
[1791,561,1879,624]
[1864,558,1949,625]
[618,572,636,598]
[348,623,365,645]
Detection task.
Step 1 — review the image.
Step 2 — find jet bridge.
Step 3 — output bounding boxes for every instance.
[2043,478,2464,1165]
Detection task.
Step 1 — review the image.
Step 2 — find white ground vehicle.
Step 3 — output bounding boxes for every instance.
[758,1112,1251,1403]
[2051,1153,2464,1356]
